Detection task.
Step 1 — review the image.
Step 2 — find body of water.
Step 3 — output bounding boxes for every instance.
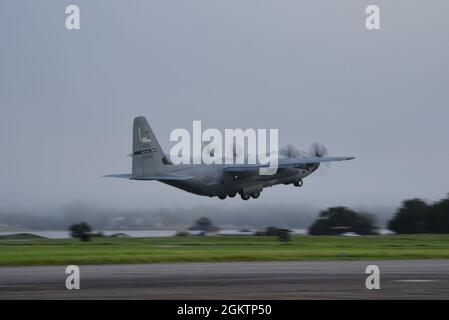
[0,229,392,239]
[0,230,177,239]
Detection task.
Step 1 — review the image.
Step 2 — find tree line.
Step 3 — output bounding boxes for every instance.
[387,195,449,234]
[308,194,449,235]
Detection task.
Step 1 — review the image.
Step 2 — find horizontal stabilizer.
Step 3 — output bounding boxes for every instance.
[136,174,192,181]
[103,173,192,181]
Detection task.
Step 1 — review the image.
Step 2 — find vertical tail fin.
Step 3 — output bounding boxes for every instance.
[132,116,170,178]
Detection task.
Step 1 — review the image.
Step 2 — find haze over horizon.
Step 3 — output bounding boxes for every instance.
[1,1,448,212]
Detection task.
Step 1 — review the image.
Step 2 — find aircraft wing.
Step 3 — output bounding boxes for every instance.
[223,156,355,173]
[103,174,192,181]
[103,174,133,178]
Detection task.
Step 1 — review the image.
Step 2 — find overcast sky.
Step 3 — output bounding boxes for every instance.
[0,0,448,212]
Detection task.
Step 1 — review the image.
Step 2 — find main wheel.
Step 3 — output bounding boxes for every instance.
[250,192,260,199]
[293,179,303,187]
[240,193,250,200]
[228,192,237,198]
[218,194,227,200]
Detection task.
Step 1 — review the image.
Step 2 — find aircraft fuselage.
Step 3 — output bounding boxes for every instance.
[148,163,319,198]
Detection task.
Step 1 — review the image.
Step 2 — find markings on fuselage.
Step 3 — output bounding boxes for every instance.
[134,148,159,155]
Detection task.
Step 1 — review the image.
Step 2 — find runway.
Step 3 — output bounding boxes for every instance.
[1,260,449,299]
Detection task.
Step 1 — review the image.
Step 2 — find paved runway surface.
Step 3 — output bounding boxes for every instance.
[1,260,449,299]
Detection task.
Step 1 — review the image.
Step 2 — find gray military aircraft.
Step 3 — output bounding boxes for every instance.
[106,117,355,200]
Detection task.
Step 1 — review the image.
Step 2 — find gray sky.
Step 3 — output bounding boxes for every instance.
[1,0,448,212]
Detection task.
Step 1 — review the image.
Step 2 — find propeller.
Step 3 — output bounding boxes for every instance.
[279,144,301,158]
[202,141,244,160]
[308,142,328,158]
[308,142,330,173]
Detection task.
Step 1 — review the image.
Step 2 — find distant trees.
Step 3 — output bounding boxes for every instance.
[188,217,219,233]
[309,207,377,235]
[255,226,292,241]
[69,222,92,241]
[265,226,282,236]
[388,195,449,234]
[387,199,428,233]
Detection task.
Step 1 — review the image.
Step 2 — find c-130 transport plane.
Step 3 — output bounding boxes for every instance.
[106,117,355,200]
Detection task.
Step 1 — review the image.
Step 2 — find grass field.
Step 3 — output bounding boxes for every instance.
[1,234,449,266]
